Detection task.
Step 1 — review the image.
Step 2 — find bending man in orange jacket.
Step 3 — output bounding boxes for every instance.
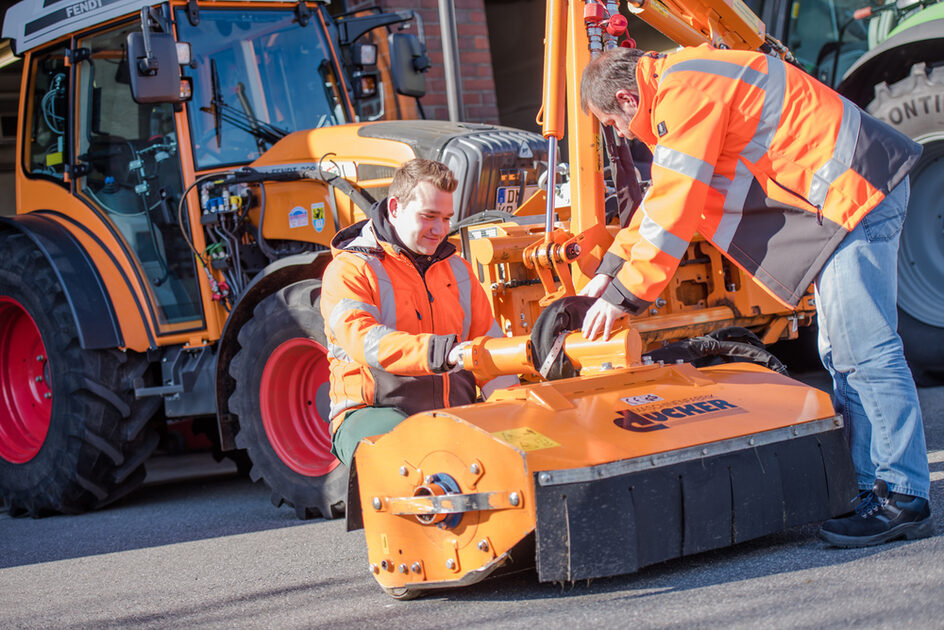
[321,159,515,466]
[580,45,931,547]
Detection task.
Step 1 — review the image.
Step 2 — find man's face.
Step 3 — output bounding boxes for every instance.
[588,89,638,140]
[388,180,455,256]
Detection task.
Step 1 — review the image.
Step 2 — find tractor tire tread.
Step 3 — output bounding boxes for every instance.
[0,232,160,517]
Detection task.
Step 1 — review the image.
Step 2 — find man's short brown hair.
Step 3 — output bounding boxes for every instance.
[388,159,458,207]
[580,47,648,116]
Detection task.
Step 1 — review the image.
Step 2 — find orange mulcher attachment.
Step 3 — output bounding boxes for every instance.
[350,307,856,599]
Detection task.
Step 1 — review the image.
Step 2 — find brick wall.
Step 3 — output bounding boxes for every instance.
[345,0,500,124]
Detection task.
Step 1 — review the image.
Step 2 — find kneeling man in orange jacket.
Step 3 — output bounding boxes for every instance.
[321,158,516,466]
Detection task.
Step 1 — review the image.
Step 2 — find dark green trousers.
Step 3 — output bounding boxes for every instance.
[331,406,409,466]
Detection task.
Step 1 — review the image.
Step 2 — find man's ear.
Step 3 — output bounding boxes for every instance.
[615,89,638,108]
[387,196,399,218]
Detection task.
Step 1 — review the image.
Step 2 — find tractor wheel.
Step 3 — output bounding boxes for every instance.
[0,231,161,517]
[228,280,347,519]
[867,62,944,386]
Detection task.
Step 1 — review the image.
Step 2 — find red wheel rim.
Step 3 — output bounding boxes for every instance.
[259,337,339,476]
[0,296,52,463]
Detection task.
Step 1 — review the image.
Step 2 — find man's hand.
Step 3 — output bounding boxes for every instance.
[578,273,613,299]
[447,341,471,368]
[582,297,629,341]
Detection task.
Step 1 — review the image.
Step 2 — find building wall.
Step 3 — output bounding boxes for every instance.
[347,0,501,124]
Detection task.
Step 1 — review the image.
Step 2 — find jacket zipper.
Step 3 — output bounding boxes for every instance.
[769,176,823,225]
[406,254,448,407]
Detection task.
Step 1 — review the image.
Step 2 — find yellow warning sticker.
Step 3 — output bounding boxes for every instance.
[492,427,560,452]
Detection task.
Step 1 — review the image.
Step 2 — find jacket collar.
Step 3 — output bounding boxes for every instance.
[629,52,667,147]
[329,198,457,266]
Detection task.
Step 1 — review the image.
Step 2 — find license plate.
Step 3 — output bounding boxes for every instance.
[496,185,538,213]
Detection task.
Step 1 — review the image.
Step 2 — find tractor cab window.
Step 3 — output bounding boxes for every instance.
[24,48,68,181]
[176,8,349,170]
[74,23,202,329]
[785,0,870,85]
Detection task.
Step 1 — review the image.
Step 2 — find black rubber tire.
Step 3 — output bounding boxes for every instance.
[867,62,944,386]
[228,280,347,520]
[0,231,161,517]
[383,587,425,600]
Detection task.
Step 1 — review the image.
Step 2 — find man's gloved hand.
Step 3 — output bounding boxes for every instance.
[582,297,629,341]
[578,273,613,298]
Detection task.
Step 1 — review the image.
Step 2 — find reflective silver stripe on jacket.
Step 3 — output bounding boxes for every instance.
[362,256,397,327]
[363,324,399,369]
[659,59,766,88]
[653,145,713,185]
[712,161,754,250]
[808,97,861,208]
[448,257,473,340]
[639,210,690,260]
[329,298,381,334]
[327,342,352,363]
[329,399,361,420]
[741,56,785,163]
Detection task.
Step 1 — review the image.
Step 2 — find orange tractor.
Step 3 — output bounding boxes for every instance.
[0,0,549,517]
[349,0,856,599]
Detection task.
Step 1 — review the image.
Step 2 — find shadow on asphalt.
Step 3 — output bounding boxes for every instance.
[0,474,318,570]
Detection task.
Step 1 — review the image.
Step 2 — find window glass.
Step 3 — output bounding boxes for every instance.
[25,48,68,181]
[177,8,348,169]
[75,22,201,327]
[785,0,870,85]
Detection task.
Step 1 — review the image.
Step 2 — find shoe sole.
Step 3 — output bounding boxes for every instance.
[819,516,935,548]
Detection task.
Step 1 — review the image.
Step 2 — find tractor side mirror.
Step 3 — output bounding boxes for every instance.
[388,32,428,98]
[126,31,191,104]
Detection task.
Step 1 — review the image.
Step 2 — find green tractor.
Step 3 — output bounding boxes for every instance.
[757,0,944,384]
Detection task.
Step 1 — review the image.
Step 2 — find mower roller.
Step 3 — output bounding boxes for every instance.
[353,329,858,597]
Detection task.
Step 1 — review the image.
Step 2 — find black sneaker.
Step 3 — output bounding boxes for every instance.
[819,479,934,548]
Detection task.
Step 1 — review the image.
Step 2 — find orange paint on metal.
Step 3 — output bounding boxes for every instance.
[357,362,837,592]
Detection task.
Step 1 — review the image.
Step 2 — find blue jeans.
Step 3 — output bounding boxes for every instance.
[814,179,930,499]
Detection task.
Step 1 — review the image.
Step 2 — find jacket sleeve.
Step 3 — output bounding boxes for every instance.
[602,83,727,314]
[321,254,455,376]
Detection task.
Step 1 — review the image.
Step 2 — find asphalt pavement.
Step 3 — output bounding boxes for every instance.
[1,374,943,629]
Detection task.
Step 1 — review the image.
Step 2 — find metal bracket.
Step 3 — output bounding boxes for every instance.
[295,1,312,26]
[385,490,521,516]
[67,47,91,63]
[186,0,199,26]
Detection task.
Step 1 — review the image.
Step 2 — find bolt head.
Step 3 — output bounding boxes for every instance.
[478,540,489,552]
[749,438,756,446]
[411,562,422,574]
[509,492,520,507]
[445,559,456,570]
[44,392,52,399]
[424,475,433,484]
[469,463,480,474]
[701,448,709,455]
[539,472,551,484]
[380,560,391,571]
[36,355,44,362]
[398,564,408,573]
[372,497,382,510]
[35,376,43,383]
[370,563,379,574]
[399,466,408,476]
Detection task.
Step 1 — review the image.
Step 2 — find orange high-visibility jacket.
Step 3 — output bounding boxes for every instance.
[321,203,503,434]
[597,44,921,312]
